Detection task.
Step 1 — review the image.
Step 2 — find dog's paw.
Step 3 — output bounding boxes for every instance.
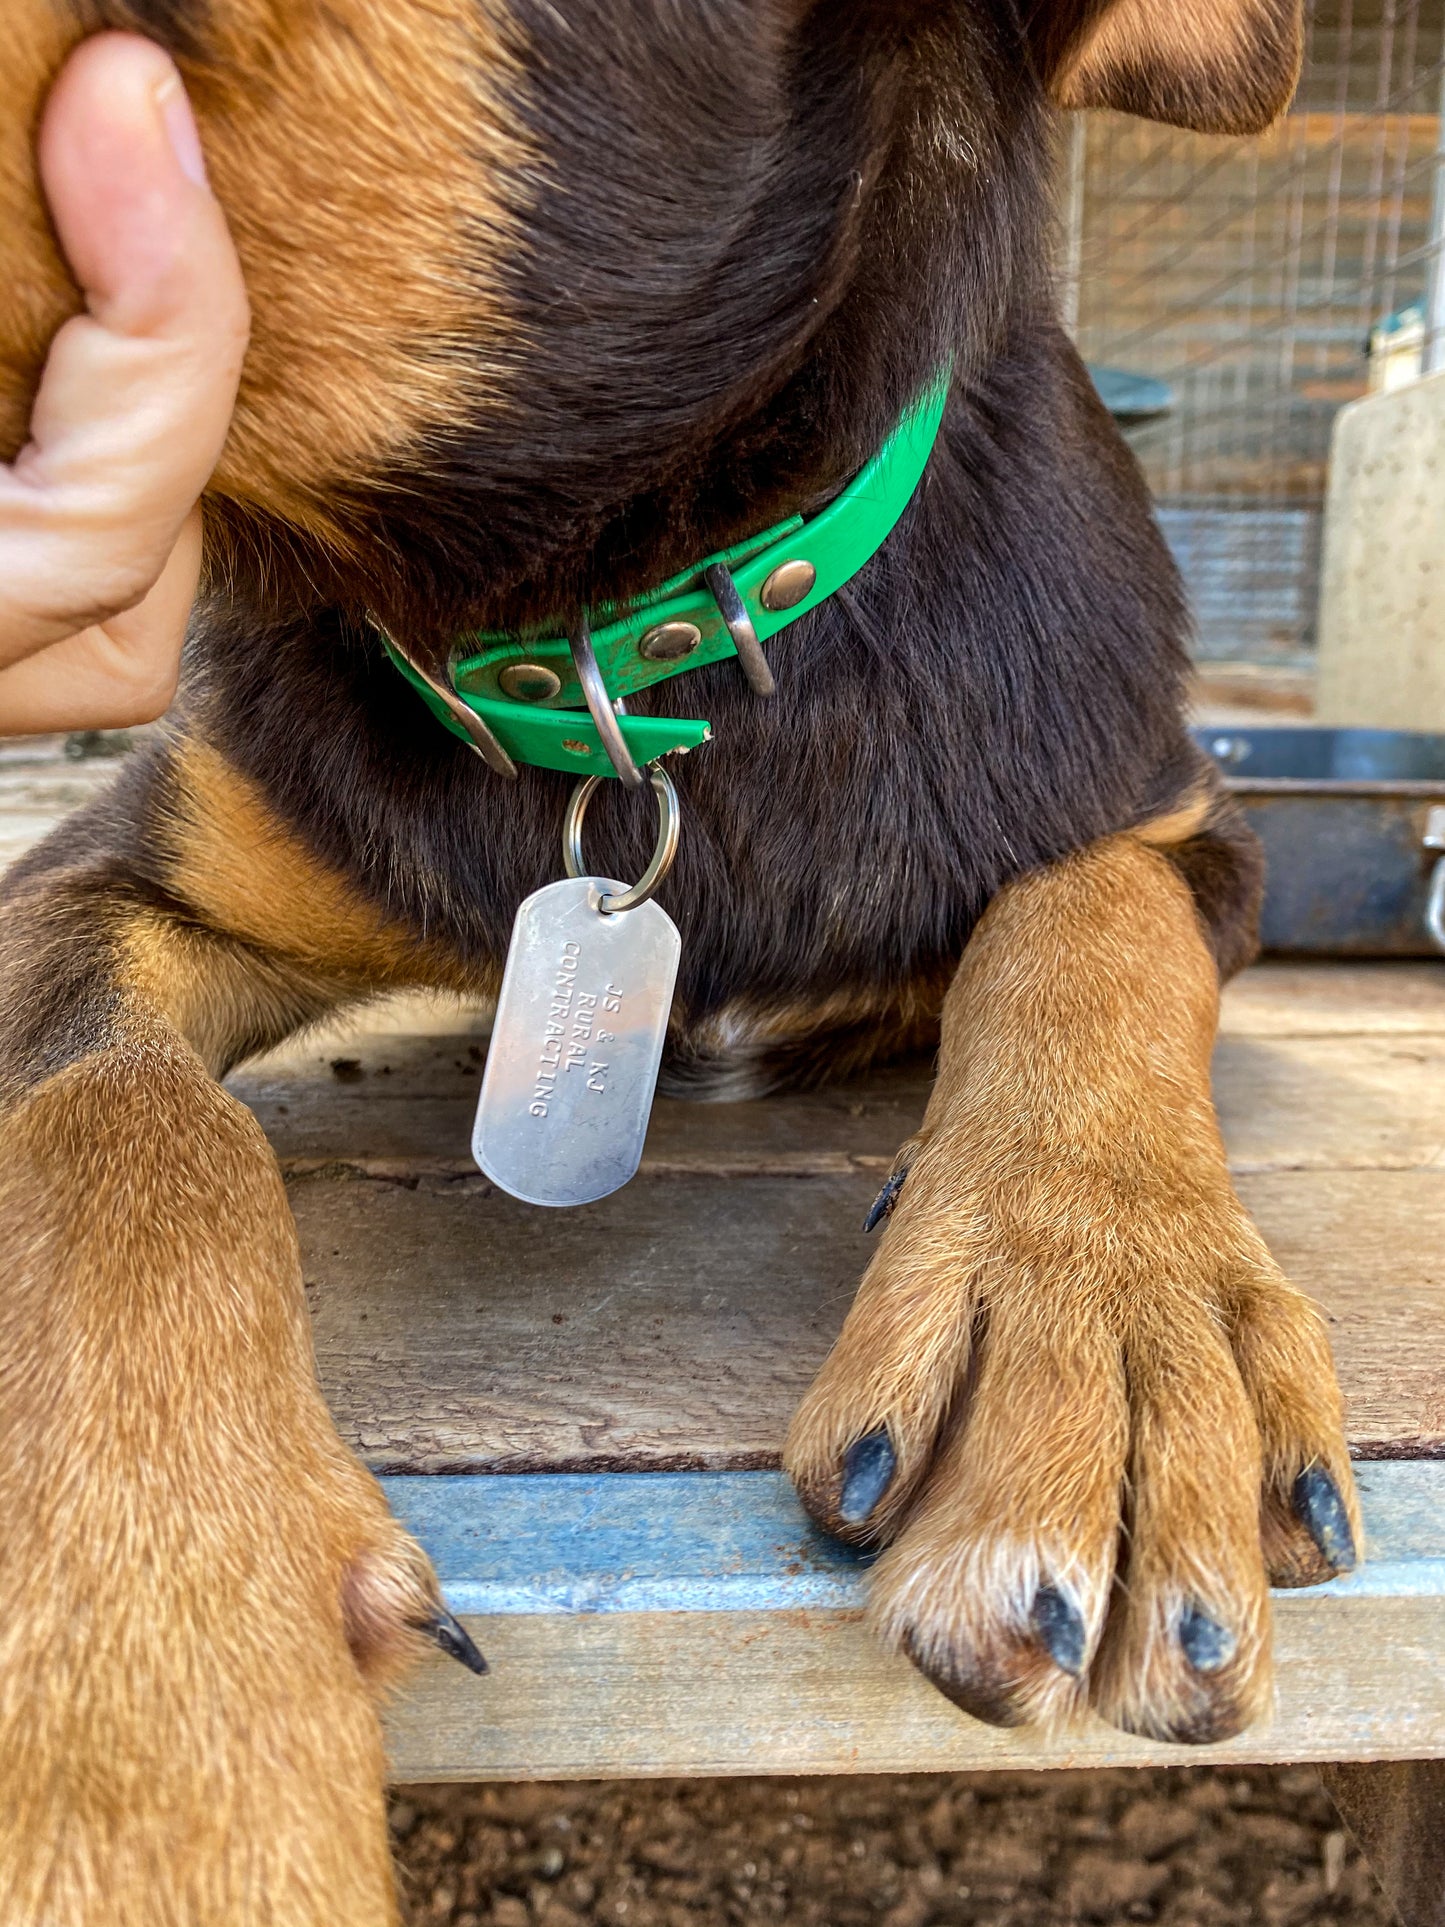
[0,1424,455,1926]
[0,1048,474,1927]
[785,1145,1359,1745]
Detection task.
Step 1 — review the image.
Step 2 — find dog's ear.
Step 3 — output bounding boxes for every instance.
[1026,0,1303,136]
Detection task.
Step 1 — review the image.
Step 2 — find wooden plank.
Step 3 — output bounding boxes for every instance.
[389,1463,1445,1619]
[300,1170,866,1472]
[1243,1171,1445,1458]
[298,1164,1445,1470]
[241,1032,930,1168]
[1219,963,1445,1038]
[0,755,117,871]
[1215,1034,1445,1172]
[266,963,1445,1472]
[380,1463,1445,1781]
[1322,1761,1445,1927]
[241,965,1445,1172]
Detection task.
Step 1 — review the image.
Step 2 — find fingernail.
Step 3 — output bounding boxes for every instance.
[1031,1585,1087,1676]
[1178,1606,1235,1675]
[839,1429,897,1525]
[863,1168,907,1234]
[1292,1466,1357,1574]
[154,70,210,189]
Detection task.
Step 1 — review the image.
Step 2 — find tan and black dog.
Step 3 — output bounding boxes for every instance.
[0,2,1362,1920]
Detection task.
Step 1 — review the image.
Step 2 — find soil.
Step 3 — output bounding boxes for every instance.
[391,1766,1391,1927]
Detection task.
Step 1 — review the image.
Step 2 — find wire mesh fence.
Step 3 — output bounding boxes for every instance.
[1065,0,1445,666]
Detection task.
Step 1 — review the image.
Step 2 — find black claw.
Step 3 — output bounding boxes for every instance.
[420,1606,488,1676]
[863,1168,908,1234]
[1292,1465,1358,1574]
[1031,1585,1087,1677]
[1178,1606,1236,1676]
[839,1429,897,1526]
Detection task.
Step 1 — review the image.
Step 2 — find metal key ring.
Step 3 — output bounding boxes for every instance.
[563,763,680,914]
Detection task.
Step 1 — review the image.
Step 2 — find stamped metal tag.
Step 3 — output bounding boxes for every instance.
[473,876,681,1207]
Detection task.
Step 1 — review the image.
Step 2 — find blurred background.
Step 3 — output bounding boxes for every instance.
[1071,0,1445,694]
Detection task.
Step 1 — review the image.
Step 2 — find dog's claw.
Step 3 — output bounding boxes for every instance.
[1292,1465,1357,1573]
[863,1169,908,1234]
[1031,1585,1087,1676]
[1178,1606,1235,1675]
[839,1429,897,1525]
[419,1606,488,1675]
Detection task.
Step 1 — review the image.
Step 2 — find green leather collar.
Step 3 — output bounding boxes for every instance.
[385,377,948,779]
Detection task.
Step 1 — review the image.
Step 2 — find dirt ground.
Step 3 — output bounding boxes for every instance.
[391,1765,1392,1927]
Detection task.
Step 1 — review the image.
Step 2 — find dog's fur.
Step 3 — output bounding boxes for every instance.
[0,2,1358,1919]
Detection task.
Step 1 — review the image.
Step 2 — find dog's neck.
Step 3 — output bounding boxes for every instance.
[383,374,950,782]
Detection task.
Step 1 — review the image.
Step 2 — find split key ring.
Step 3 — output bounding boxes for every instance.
[563,763,680,915]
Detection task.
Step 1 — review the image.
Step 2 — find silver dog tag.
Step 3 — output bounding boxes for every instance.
[473,877,681,1207]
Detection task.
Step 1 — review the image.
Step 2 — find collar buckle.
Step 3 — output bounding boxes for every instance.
[702,563,776,698]
[385,374,950,778]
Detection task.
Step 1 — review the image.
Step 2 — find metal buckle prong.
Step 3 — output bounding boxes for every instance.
[568,617,644,788]
[703,562,777,698]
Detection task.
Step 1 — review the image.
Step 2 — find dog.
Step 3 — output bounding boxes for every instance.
[0,1,1362,1920]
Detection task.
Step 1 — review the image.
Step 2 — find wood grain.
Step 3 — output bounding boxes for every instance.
[240,1033,930,1168]
[268,962,1445,1471]
[296,1162,1445,1471]
[385,1596,1445,1783]
[1216,1034,1445,1173]
[1219,964,1445,1038]
[298,1170,867,1472]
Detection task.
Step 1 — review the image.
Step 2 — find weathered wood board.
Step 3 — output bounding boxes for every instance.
[0,750,116,871]
[229,963,1445,1471]
[380,1463,1445,1782]
[390,1594,1445,1782]
[293,1165,1445,1472]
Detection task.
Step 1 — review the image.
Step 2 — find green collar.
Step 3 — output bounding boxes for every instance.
[384,376,947,780]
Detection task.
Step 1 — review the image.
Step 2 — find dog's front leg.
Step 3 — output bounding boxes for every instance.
[0,854,455,1924]
[787,816,1360,1744]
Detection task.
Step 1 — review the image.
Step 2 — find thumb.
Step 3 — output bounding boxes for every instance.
[38,30,241,348]
[0,34,248,663]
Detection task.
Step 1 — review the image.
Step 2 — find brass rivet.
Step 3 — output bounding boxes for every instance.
[498,661,562,702]
[638,620,703,663]
[759,559,817,612]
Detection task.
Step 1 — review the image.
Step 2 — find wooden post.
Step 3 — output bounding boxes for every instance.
[1323,1762,1445,1927]
[1314,369,1445,729]
[1059,116,1087,338]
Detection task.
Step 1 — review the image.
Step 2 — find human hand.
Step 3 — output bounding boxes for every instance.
[0,33,248,736]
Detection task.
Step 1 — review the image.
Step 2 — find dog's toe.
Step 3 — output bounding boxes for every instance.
[1290,1466,1357,1574]
[1085,1301,1273,1745]
[785,1224,976,1548]
[1228,1258,1362,1589]
[859,1308,1128,1731]
[335,1478,468,1690]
